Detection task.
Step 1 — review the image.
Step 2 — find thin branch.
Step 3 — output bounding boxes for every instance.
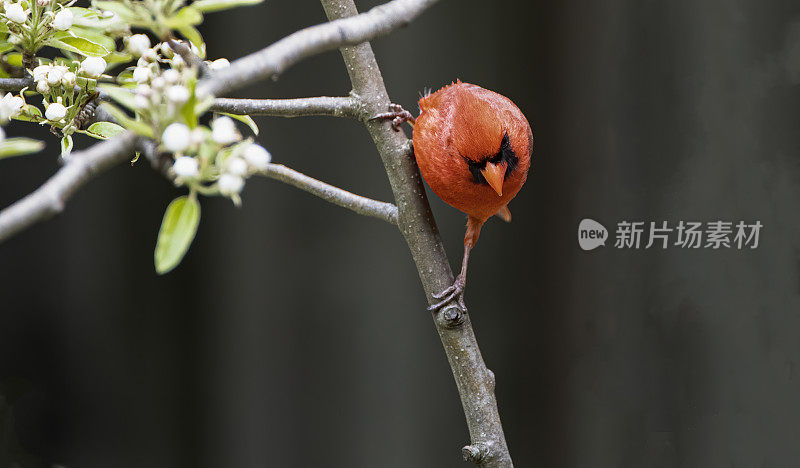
[198,0,440,97]
[260,163,397,224]
[321,1,513,466]
[210,96,360,119]
[0,132,138,243]
[167,38,211,77]
[0,77,33,92]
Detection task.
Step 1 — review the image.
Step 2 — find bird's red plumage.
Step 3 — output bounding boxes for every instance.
[413,81,533,224]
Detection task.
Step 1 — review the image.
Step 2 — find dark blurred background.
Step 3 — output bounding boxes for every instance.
[3,0,800,466]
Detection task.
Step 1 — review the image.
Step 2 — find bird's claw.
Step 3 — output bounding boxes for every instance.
[371,103,415,132]
[428,277,466,311]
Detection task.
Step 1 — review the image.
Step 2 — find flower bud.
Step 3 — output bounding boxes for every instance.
[225,157,248,177]
[150,77,166,90]
[208,58,230,70]
[61,71,76,87]
[46,67,63,86]
[37,80,50,94]
[243,143,272,170]
[162,123,191,153]
[126,34,151,56]
[80,57,106,78]
[162,69,180,84]
[166,85,189,104]
[45,102,67,121]
[211,116,240,145]
[218,174,244,196]
[172,156,199,178]
[53,9,73,30]
[4,3,28,23]
[170,55,185,70]
[132,66,151,83]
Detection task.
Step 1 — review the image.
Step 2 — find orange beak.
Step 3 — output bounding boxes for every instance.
[481,161,507,196]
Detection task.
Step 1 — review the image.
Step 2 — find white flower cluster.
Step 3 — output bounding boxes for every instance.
[32,57,105,95]
[130,42,194,118]
[164,117,271,199]
[0,93,24,124]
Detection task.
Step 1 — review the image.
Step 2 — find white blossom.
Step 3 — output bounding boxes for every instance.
[243,143,272,170]
[225,157,248,177]
[211,117,240,145]
[4,3,27,23]
[80,57,106,78]
[36,80,50,94]
[162,123,191,153]
[53,9,73,30]
[45,102,67,121]
[172,156,199,178]
[32,65,50,82]
[127,34,151,56]
[132,66,151,83]
[166,85,189,104]
[218,174,244,196]
[0,127,5,144]
[0,93,24,122]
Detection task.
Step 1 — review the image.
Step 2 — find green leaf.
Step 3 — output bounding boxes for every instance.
[69,26,116,51]
[47,34,110,57]
[100,102,154,137]
[176,25,205,57]
[0,41,14,55]
[154,195,201,274]
[93,1,141,23]
[192,0,263,13]
[12,105,43,123]
[84,121,126,139]
[165,6,203,28]
[221,112,258,135]
[60,135,73,158]
[5,53,23,67]
[98,84,137,110]
[0,138,45,160]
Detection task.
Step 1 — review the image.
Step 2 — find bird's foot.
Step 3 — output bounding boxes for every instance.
[371,103,415,131]
[428,275,467,312]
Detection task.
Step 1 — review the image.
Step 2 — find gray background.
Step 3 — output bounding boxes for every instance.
[2,0,800,466]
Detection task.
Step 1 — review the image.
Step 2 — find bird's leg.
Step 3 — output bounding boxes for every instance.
[371,103,415,132]
[428,217,484,312]
[429,244,471,311]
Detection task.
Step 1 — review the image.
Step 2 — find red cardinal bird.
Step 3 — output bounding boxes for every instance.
[378,80,533,310]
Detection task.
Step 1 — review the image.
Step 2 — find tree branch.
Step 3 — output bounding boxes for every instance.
[198,0,440,97]
[259,163,397,224]
[0,77,33,92]
[211,96,360,119]
[0,132,138,243]
[167,38,211,77]
[320,1,513,466]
